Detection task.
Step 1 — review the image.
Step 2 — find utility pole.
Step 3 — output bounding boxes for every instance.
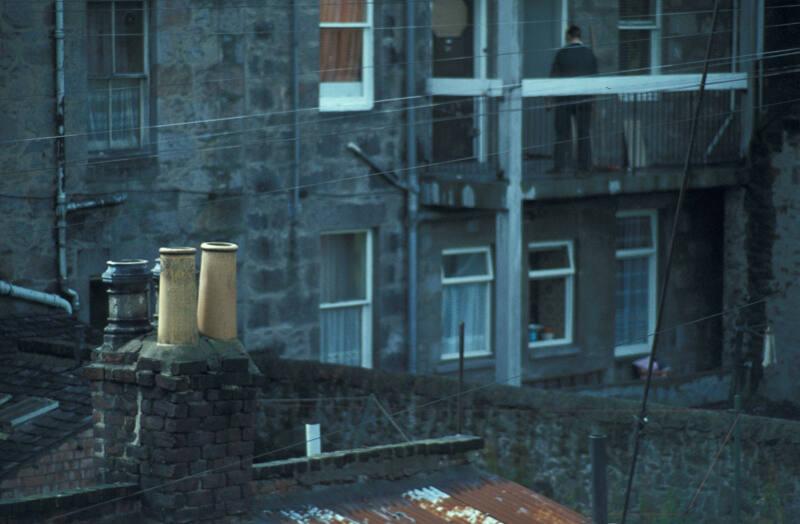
[495,0,523,387]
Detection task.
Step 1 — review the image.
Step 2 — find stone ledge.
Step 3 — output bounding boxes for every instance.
[0,482,139,518]
[252,435,483,482]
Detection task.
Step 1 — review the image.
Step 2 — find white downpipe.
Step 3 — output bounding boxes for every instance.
[55,0,79,313]
[0,281,73,316]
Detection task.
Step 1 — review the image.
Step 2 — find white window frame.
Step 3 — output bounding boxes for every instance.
[430,0,490,161]
[614,210,658,358]
[618,0,662,74]
[527,240,575,349]
[440,246,494,360]
[319,1,374,112]
[87,0,149,153]
[319,229,373,368]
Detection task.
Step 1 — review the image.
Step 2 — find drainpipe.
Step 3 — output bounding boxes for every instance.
[0,281,73,315]
[290,0,301,218]
[406,0,419,374]
[55,0,79,314]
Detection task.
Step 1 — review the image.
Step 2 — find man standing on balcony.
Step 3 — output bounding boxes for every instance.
[549,25,598,174]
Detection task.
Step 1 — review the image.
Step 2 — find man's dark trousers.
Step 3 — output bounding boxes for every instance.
[554,98,592,172]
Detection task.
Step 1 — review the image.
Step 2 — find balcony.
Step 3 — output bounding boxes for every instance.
[423,73,748,207]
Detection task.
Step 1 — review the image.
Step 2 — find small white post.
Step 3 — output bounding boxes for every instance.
[305,423,321,456]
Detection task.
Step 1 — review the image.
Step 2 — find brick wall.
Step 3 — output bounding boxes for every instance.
[0,428,96,499]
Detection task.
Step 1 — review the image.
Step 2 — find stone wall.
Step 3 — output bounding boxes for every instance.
[252,354,800,524]
[0,0,408,369]
[0,428,96,499]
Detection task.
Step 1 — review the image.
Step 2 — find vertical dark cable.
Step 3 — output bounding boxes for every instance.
[620,0,723,522]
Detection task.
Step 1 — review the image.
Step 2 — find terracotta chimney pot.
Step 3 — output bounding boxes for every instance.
[197,242,238,340]
[157,247,198,346]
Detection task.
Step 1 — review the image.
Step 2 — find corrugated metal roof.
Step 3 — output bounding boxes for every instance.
[257,467,588,523]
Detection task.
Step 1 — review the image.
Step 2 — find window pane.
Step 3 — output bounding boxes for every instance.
[442,251,489,279]
[616,215,653,250]
[321,307,362,365]
[432,0,475,77]
[442,282,489,355]
[110,79,141,149]
[320,233,367,303]
[88,81,109,151]
[529,245,570,272]
[615,257,650,346]
[619,30,651,75]
[320,0,365,23]
[320,28,363,82]
[115,1,145,73]
[87,2,112,76]
[620,0,654,23]
[529,277,567,341]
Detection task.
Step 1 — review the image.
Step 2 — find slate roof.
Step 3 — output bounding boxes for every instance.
[0,350,92,479]
[253,466,589,524]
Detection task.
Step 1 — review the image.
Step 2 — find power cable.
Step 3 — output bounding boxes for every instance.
[3,38,794,146]
[1,54,790,185]
[620,0,722,521]
[10,85,800,236]
[44,291,778,523]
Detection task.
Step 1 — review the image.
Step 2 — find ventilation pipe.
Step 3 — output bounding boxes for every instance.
[54,0,79,314]
[197,242,238,340]
[156,248,198,346]
[0,281,73,315]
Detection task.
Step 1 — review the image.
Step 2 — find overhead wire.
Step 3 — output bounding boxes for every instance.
[1,48,795,185]
[44,291,780,523]
[2,24,783,144]
[5,74,800,233]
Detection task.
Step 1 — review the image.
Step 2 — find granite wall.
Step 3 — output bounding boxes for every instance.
[252,354,800,524]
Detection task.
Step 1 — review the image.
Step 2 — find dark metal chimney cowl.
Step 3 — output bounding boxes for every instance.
[101,259,152,349]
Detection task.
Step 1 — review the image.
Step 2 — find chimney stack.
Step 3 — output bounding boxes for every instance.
[87,243,258,522]
[198,242,238,340]
[157,247,198,346]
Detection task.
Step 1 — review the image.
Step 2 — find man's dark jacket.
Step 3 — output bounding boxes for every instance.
[550,42,598,78]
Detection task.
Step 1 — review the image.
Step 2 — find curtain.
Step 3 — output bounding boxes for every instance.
[110,80,140,149]
[615,257,650,346]
[442,282,489,356]
[320,0,364,23]
[321,306,362,365]
[88,81,109,151]
[320,29,363,82]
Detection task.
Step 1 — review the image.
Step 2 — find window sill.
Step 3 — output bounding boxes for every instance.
[319,97,374,112]
[436,354,495,374]
[88,148,154,164]
[614,344,651,359]
[529,345,581,360]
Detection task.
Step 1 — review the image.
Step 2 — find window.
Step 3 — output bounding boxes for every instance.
[319,0,374,111]
[615,211,657,357]
[431,0,489,162]
[440,248,493,359]
[87,1,148,153]
[528,241,575,348]
[319,231,373,367]
[618,0,661,74]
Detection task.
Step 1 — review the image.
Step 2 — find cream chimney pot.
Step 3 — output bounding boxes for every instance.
[157,247,198,346]
[197,242,238,340]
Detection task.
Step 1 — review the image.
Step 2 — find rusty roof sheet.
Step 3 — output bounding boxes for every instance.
[256,466,588,524]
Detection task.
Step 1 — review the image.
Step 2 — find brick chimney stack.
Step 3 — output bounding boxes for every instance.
[86,245,258,523]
